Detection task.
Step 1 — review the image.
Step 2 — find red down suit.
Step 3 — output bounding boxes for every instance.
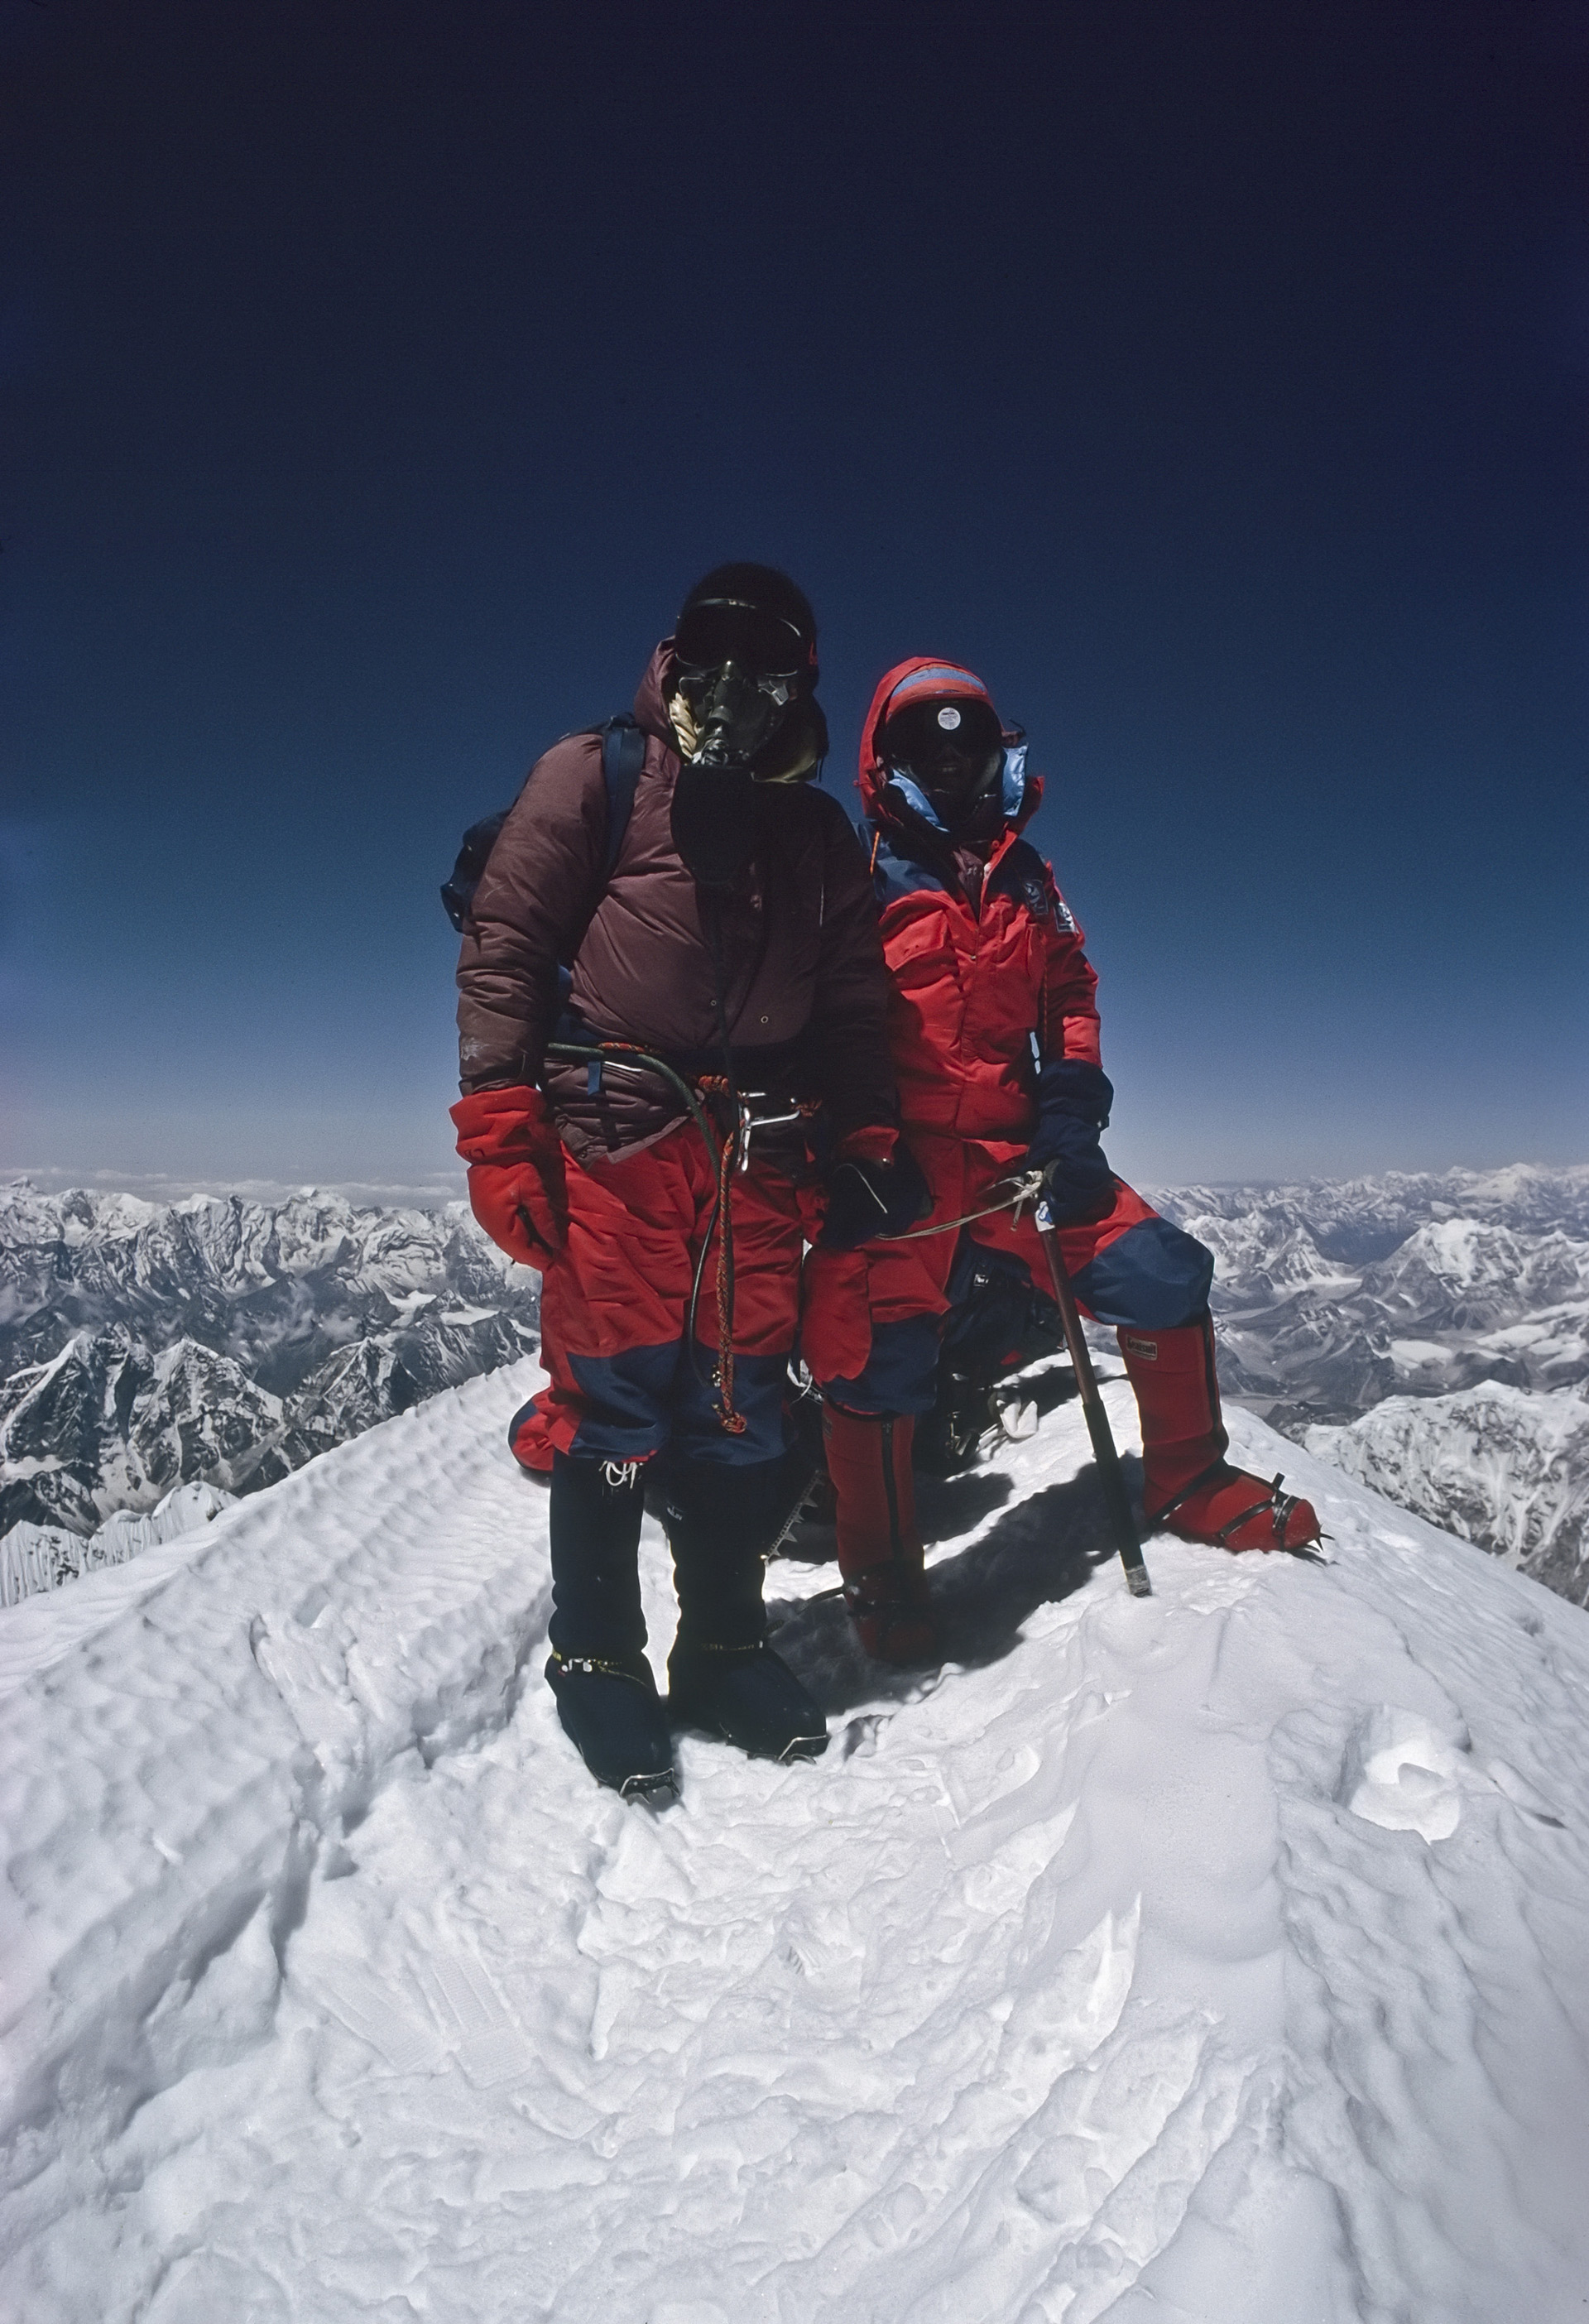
[458,642,898,1469]
[801,659,1213,1415]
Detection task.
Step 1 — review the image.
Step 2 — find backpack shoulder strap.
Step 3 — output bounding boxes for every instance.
[598,715,646,881]
[442,715,646,936]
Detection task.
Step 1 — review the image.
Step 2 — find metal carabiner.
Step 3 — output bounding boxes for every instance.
[1004,1169,1049,1227]
[735,1094,803,1171]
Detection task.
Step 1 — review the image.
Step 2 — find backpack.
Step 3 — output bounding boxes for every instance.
[439,715,647,934]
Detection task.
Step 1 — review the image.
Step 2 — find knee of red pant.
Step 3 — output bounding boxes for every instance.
[799,1246,873,1385]
[695,1207,803,1359]
[1091,1176,1159,1239]
[543,1274,673,1361]
[553,1345,678,1464]
[1072,1218,1214,1332]
[715,1260,803,1358]
[988,1172,1160,1292]
[542,1227,689,1357]
[819,1313,941,1417]
[670,1350,790,1463]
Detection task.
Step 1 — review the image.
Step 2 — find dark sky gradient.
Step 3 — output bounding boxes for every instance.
[3,0,1585,1197]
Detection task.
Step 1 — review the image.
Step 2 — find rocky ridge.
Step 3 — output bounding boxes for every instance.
[0,1182,538,1545]
[4,1165,1587,1612]
[1152,1164,1589,1606]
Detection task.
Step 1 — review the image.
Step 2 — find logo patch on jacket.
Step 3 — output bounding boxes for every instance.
[1051,891,1078,932]
[1014,868,1051,918]
[1123,1335,1159,1361]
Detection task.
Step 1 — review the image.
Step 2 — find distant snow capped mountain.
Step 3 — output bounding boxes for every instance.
[1153,1164,1589,1604]
[0,1180,531,1382]
[1306,1383,1589,1604]
[4,1167,1587,1613]
[0,1183,539,1549]
[1155,1165,1589,1415]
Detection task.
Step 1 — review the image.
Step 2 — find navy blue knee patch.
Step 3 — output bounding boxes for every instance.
[564,1342,680,1462]
[1069,1218,1213,1330]
[818,1313,942,1418]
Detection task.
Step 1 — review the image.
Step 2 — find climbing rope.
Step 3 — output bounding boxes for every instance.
[885,1169,1049,1241]
[547,1045,1052,1433]
[697,1075,750,1435]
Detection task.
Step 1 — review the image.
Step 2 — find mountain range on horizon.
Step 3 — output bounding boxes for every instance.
[2,1164,1585,1611]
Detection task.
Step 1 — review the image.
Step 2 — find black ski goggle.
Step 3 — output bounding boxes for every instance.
[673,598,811,683]
[881,697,1004,779]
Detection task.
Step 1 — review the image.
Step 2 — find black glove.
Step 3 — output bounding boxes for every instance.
[819,1145,931,1251]
[1025,1060,1116,1222]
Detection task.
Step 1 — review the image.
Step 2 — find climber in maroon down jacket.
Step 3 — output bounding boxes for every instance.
[451,564,924,1798]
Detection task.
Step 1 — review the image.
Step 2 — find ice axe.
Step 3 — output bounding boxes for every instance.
[1035,1198,1153,1598]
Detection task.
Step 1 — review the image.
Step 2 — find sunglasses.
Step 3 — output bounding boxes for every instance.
[673,598,811,683]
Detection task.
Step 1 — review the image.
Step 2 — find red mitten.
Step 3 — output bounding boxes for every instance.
[449,1086,568,1267]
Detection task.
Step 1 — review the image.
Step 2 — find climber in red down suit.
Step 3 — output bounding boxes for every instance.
[800,657,1323,1664]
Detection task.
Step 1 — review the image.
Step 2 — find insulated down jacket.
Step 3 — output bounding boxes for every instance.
[457,644,898,1161]
[856,658,1101,1144]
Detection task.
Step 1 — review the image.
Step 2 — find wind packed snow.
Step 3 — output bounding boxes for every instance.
[4,1362,1588,2322]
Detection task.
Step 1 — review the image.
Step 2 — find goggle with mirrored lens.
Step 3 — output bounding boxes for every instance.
[673,598,811,683]
[881,697,1004,776]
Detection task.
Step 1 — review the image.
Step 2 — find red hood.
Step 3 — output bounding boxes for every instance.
[856,655,1042,833]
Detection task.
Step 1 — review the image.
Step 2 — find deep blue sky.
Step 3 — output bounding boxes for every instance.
[3,0,1585,1198]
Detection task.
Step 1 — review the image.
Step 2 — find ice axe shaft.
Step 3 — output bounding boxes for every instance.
[1036,1212,1152,1597]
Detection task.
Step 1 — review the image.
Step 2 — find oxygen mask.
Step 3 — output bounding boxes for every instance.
[669,589,814,885]
[672,593,809,767]
[677,658,787,769]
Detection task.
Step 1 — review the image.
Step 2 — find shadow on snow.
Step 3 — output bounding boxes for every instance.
[767,1447,1143,1721]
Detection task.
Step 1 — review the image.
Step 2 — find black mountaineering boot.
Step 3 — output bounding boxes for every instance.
[545,1653,675,1802]
[546,1452,675,1801]
[661,1457,828,1765]
[669,1641,831,1765]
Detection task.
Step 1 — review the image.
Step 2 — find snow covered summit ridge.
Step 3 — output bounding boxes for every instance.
[2,1359,1587,2322]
